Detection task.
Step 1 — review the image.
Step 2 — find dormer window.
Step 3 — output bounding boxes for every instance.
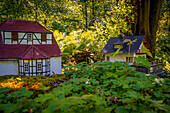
[114,44,123,48]
[113,37,124,49]
[27,33,32,41]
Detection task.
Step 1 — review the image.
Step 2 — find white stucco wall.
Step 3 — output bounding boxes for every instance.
[105,53,134,65]
[50,57,62,74]
[105,53,146,65]
[0,59,18,76]
[105,53,131,62]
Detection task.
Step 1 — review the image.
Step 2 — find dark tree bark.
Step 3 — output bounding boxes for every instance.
[91,0,95,26]
[132,0,163,58]
[84,0,88,30]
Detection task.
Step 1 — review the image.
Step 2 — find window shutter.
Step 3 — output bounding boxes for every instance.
[41,33,46,41]
[12,32,18,41]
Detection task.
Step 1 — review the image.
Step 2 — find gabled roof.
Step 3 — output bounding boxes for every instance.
[21,46,50,59]
[101,35,145,53]
[0,19,52,33]
[0,20,62,59]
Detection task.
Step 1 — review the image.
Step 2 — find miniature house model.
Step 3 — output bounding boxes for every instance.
[101,35,150,65]
[0,19,63,76]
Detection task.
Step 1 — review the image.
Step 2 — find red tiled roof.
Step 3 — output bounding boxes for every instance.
[0,20,62,59]
[0,19,52,33]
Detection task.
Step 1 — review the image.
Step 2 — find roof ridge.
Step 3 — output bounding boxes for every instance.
[33,46,50,58]
[20,45,50,59]
[20,46,33,58]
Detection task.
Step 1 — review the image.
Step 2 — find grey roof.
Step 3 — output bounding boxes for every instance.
[101,35,145,53]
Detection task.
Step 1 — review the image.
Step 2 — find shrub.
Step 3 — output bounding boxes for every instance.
[0,62,169,113]
[34,62,170,112]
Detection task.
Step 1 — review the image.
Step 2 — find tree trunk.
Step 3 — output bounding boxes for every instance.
[92,0,95,26]
[133,0,163,58]
[84,1,88,30]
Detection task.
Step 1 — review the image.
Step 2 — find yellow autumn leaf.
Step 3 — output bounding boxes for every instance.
[131,39,137,43]
[123,39,131,42]
[141,45,153,58]
[16,78,21,81]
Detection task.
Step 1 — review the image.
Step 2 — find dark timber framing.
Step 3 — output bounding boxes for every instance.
[19,59,50,76]
[3,31,52,44]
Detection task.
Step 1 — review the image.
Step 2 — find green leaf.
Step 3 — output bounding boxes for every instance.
[7,87,33,98]
[135,56,151,68]
[125,91,140,99]
[39,84,50,91]
[48,104,55,110]
[105,72,118,78]
[150,100,168,112]
[0,87,11,93]
[153,91,162,98]
[34,93,55,103]
[133,84,141,90]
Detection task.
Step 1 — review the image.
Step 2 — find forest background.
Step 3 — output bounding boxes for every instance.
[0,0,169,69]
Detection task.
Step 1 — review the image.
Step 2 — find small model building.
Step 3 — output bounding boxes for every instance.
[101,35,149,65]
[0,19,63,76]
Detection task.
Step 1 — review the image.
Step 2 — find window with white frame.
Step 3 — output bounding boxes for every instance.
[19,59,50,75]
[37,63,42,71]
[27,33,32,41]
[24,63,29,72]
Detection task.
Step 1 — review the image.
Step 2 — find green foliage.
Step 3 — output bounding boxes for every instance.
[62,62,169,112]
[54,30,106,65]
[156,0,170,63]
[0,62,169,112]
[135,56,151,68]
[0,87,33,113]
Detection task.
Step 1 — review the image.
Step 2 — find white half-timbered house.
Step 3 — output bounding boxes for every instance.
[0,19,63,76]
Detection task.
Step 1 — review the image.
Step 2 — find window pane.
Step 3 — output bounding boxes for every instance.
[24,63,29,72]
[114,45,123,48]
[37,63,42,71]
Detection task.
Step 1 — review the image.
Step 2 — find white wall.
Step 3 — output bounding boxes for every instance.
[105,53,146,65]
[105,53,134,65]
[0,59,18,76]
[105,53,131,62]
[50,57,62,74]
